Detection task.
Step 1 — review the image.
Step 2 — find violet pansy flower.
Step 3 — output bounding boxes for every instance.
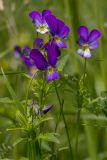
[45,15,70,48]
[30,42,59,81]
[77,26,101,58]
[42,105,53,114]
[29,10,52,34]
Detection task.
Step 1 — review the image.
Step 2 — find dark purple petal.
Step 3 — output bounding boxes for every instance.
[77,37,86,46]
[89,41,99,50]
[57,19,65,33]
[46,68,59,81]
[56,39,67,48]
[33,38,43,49]
[30,49,48,70]
[13,46,21,58]
[45,15,57,35]
[42,105,53,114]
[78,26,88,41]
[88,29,101,43]
[58,25,70,38]
[47,42,57,67]
[42,10,52,20]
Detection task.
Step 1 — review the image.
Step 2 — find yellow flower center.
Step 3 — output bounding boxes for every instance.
[54,36,60,44]
[30,67,37,75]
[48,66,54,74]
[39,25,45,32]
[83,44,89,50]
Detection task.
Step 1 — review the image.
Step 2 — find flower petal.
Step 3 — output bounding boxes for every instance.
[56,39,67,48]
[59,25,70,38]
[89,41,99,50]
[13,46,21,58]
[77,37,86,46]
[30,49,48,70]
[47,42,57,67]
[29,11,42,26]
[22,56,34,67]
[45,15,57,35]
[88,29,101,43]
[83,48,91,58]
[42,9,52,20]
[22,46,31,56]
[46,68,59,81]
[42,105,53,114]
[33,38,43,49]
[77,48,84,56]
[78,26,88,41]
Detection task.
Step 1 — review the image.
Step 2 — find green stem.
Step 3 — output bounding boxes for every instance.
[75,59,87,159]
[54,81,74,160]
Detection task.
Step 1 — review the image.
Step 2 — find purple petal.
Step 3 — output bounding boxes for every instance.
[89,41,99,50]
[78,26,88,41]
[46,68,59,81]
[88,29,101,43]
[59,25,70,38]
[45,15,57,35]
[47,42,58,67]
[33,38,43,49]
[42,105,53,114]
[42,9,52,20]
[57,19,65,33]
[22,46,31,56]
[29,11,42,26]
[22,55,34,67]
[13,46,21,58]
[77,37,86,46]
[56,39,67,48]
[30,49,48,70]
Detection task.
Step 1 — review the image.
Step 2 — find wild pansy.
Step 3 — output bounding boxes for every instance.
[30,42,59,81]
[45,15,70,48]
[77,26,101,58]
[29,9,52,34]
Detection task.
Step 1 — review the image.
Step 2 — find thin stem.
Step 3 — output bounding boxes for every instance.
[25,74,35,115]
[75,58,87,159]
[54,81,74,160]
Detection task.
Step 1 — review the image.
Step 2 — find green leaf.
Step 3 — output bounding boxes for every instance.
[13,137,27,147]
[16,110,27,127]
[35,117,53,127]
[37,133,60,144]
[0,97,14,104]
[57,54,69,71]
[1,67,23,112]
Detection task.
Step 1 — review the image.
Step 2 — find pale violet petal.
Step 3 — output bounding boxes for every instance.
[83,48,91,58]
[77,48,84,56]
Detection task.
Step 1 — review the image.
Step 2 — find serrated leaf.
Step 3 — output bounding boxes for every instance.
[37,133,60,144]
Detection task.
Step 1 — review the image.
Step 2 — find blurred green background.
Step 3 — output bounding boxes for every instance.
[0,0,107,159]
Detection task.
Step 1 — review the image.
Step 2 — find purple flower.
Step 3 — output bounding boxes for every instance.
[33,38,43,49]
[77,26,101,58]
[42,105,53,114]
[13,46,21,59]
[22,46,34,67]
[45,15,70,48]
[29,9,52,34]
[30,42,59,81]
